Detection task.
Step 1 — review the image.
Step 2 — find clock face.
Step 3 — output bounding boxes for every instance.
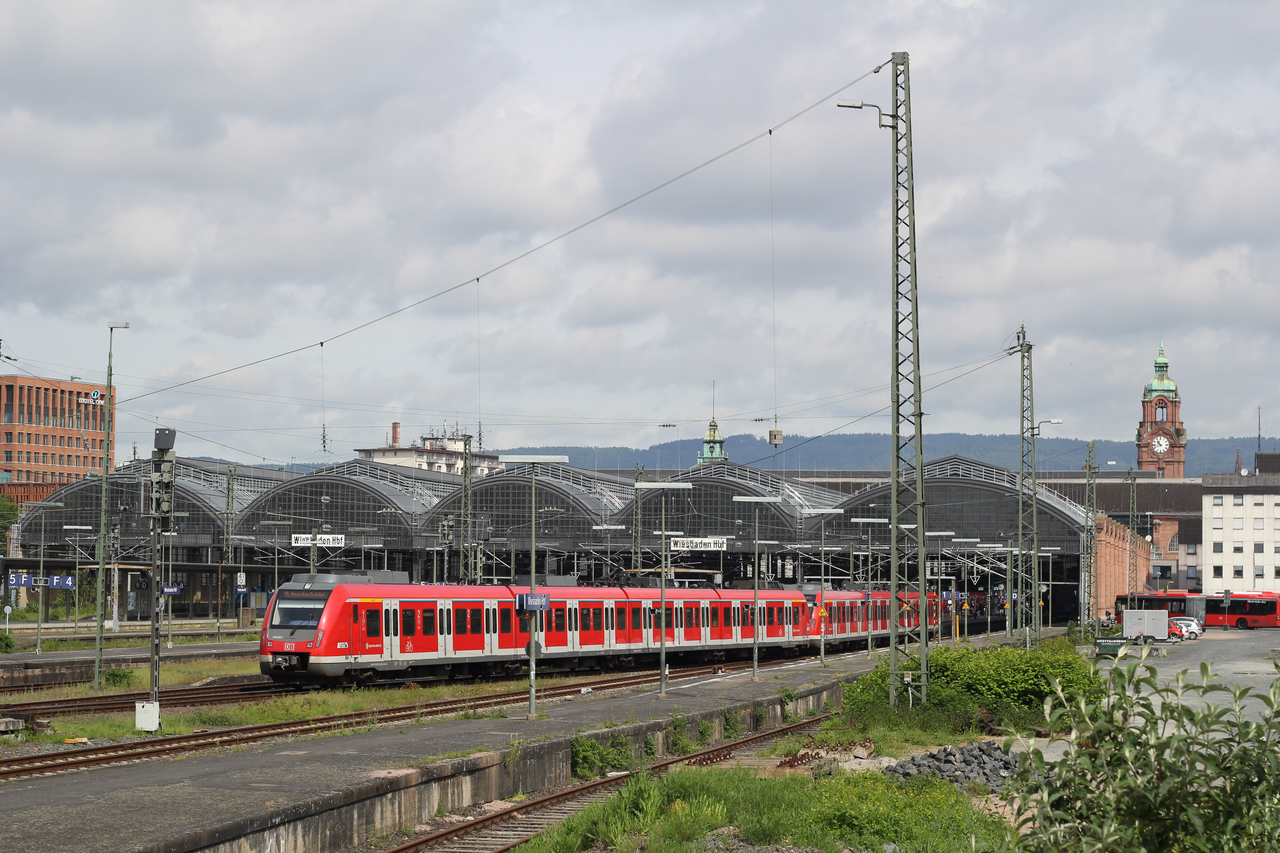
[1151,435,1170,455]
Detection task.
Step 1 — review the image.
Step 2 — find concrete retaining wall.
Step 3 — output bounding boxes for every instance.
[127,677,850,853]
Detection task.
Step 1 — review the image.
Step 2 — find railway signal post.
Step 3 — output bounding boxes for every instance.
[140,427,176,733]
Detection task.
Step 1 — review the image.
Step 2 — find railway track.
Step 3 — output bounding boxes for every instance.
[382,714,833,853]
[0,660,763,782]
[0,681,304,718]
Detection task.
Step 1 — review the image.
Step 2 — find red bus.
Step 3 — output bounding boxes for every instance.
[1203,591,1280,630]
[1114,590,1206,623]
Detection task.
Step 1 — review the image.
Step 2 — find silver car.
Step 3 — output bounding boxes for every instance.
[1169,616,1202,639]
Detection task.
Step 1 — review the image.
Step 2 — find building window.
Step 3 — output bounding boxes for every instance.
[1187,544,1197,555]
[1235,494,1245,506]
[1275,567,1280,579]
[1234,566,1245,578]
[1234,518,1245,529]
[1255,566,1266,577]
[1156,405,1167,421]
[1213,542,1223,553]
[1254,494,1265,506]
[1213,495,1223,506]
[1213,518,1224,529]
[1187,565,1197,578]
[1213,566,1223,578]
[1256,542,1266,554]
[1234,542,1244,553]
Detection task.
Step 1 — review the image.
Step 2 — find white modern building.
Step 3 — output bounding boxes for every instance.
[1201,471,1280,594]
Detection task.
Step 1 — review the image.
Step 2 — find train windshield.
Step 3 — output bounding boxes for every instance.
[268,588,332,637]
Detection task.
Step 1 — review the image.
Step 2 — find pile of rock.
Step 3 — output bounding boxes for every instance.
[883,740,1025,793]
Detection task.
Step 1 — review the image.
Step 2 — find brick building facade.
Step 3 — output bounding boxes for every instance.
[1,376,115,504]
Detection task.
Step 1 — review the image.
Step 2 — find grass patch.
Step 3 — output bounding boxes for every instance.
[516,767,1009,853]
[21,668,636,743]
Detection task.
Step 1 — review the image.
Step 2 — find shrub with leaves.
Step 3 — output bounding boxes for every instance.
[1003,648,1280,852]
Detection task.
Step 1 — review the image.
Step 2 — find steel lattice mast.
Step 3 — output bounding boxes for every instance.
[461,434,474,582]
[1082,441,1097,634]
[886,51,928,708]
[1014,327,1038,644]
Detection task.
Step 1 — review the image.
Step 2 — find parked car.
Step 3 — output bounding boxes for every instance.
[1166,620,1185,642]
[1169,617,1202,639]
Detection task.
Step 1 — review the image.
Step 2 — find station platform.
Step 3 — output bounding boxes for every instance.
[0,632,1022,853]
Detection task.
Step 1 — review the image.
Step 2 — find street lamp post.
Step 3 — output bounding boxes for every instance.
[94,321,129,692]
[636,482,692,697]
[499,455,568,719]
[802,509,843,665]
[734,495,782,680]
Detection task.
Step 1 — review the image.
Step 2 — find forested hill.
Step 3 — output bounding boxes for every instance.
[492,433,1280,478]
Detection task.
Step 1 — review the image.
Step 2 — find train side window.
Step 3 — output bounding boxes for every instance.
[423,608,435,635]
[500,609,512,633]
[631,606,641,630]
[615,605,625,630]
[539,611,546,631]
[470,608,482,634]
[352,603,358,624]
[554,608,565,633]
[518,612,531,634]
[570,608,577,632]
[366,608,381,638]
[767,607,775,627]
[445,608,452,635]
[592,607,603,631]
[390,609,399,637]
[710,607,719,628]
[455,608,467,635]
[402,608,416,637]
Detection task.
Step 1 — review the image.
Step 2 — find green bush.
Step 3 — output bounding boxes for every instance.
[103,668,133,687]
[1003,649,1280,852]
[571,734,635,778]
[845,640,1103,730]
[0,632,14,654]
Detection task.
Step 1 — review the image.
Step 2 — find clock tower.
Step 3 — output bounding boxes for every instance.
[1136,341,1186,478]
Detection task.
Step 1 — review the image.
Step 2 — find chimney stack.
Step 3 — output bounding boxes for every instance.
[391,421,401,448]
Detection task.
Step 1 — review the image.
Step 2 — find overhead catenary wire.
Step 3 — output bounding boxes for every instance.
[115,62,890,409]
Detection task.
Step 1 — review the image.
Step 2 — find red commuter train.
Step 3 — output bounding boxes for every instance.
[260,571,941,685]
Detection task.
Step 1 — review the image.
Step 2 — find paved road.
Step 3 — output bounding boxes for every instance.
[1100,628,1280,720]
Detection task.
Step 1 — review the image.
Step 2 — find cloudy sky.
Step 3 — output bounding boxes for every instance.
[3,0,1278,467]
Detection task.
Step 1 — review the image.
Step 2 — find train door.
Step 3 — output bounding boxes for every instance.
[402,602,438,656]
[381,600,401,661]
[709,602,731,643]
[580,600,604,648]
[546,602,568,650]
[652,601,675,645]
[764,603,783,639]
[452,600,484,654]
